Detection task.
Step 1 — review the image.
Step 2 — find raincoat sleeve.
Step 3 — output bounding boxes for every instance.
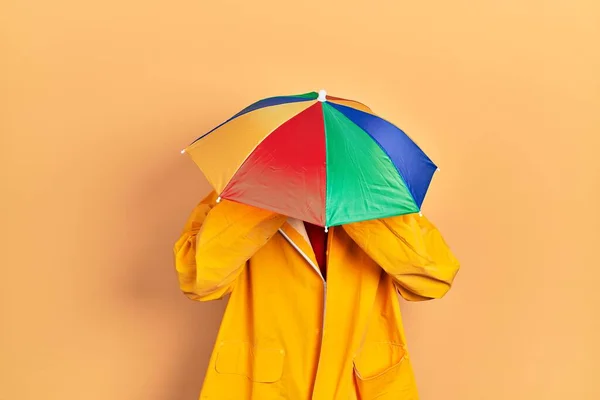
[174,192,286,301]
[344,214,460,301]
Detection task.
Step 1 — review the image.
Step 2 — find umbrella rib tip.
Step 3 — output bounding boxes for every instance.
[180,149,186,154]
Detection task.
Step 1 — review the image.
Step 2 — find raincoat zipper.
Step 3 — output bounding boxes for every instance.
[278,227,332,397]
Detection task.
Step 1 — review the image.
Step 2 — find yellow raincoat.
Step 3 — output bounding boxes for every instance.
[174,192,460,399]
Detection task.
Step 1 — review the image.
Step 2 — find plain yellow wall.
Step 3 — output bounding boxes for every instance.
[2,1,599,399]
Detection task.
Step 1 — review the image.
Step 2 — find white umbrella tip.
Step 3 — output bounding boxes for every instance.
[180,149,186,154]
[317,89,327,102]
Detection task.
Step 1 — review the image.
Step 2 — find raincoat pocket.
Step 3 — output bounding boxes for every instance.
[215,341,285,383]
[353,343,418,400]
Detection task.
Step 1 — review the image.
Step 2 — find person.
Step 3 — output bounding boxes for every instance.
[174,191,460,399]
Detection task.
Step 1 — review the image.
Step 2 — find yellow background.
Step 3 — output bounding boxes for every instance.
[1,1,599,399]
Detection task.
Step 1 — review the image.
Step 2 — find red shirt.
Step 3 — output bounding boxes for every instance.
[304,222,328,278]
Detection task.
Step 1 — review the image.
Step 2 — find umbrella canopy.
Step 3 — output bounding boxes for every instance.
[182,90,437,228]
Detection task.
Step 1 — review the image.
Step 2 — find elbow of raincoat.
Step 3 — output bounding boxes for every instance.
[181,268,241,302]
[173,191,286,302]
[344,212,460,302]
[173,192,234,301]
[391,260,460,301]
[174,228,243,302]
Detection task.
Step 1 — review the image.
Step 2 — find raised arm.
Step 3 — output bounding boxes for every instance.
[344,214,460,301]
[174,192,286,301]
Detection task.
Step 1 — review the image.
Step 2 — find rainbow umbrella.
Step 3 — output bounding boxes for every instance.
[182,90,437,229]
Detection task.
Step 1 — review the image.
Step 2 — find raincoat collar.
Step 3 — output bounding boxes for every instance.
[279,218,320,273]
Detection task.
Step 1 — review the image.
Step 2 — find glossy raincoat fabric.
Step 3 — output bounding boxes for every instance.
[174,192,460,399]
